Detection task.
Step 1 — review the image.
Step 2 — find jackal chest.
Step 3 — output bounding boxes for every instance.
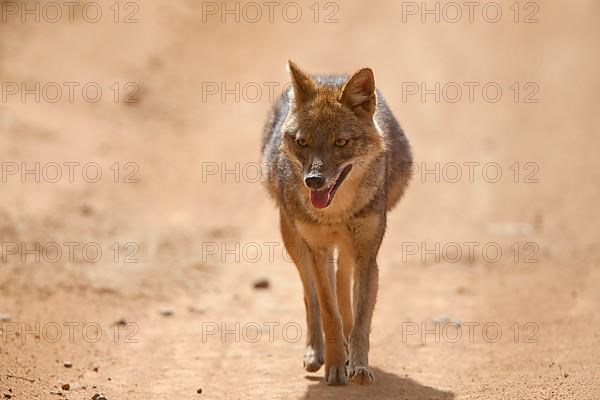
[295,220,351,249]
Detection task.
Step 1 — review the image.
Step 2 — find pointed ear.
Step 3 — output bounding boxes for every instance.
[339,68,376,119]
[288,60,316,106]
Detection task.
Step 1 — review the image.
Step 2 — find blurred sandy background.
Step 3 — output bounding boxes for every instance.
[0,0,599,399]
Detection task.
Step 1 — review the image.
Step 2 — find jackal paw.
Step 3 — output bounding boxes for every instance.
[325,363,347,385]
[347,364,374,385]
[303,347,324,372]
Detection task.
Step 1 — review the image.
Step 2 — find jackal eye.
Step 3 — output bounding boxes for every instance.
[335,138,348,147]
[296,137,308,147]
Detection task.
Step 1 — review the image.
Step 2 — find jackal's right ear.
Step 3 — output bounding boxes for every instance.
[339,68,376,119]
[288,61,316,106]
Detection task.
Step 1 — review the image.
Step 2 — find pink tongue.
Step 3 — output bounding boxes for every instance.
[310,189,331,209]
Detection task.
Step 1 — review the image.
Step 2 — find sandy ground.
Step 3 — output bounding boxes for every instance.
[1,0,599,399]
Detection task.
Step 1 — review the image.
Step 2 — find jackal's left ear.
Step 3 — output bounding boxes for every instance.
[339,68,376,119]
[288,60,316,106]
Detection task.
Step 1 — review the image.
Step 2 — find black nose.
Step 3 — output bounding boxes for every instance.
[305,175,326,190]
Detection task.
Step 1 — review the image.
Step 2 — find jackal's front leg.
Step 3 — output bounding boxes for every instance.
[309,243,347,385]
[347,212,385,385]
[280,214,324,372]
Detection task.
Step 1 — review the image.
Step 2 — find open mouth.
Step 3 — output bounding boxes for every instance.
[309,165,353,209]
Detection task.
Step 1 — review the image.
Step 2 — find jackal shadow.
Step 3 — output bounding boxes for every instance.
[302,367,454,400]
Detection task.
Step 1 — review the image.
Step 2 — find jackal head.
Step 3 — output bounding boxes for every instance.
[281,61,386,210]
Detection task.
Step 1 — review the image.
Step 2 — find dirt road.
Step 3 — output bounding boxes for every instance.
[1,0,599,399]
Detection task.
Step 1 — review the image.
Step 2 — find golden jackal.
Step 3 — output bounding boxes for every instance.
[261,61,412,385]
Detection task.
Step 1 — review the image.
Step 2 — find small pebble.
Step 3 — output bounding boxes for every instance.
[253,278,270,289]
[159,308,175,317]
[61,383,70,391]
[0,314,10,322]
[455,287,470,295]
[4,393,12,399]
[564,373,569,378]
[92,394,108,400]
[80,204,93,216]
[114,318,127,326]
[196,388,203,394]
[63,361,73,368]
[432,315,462,325]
